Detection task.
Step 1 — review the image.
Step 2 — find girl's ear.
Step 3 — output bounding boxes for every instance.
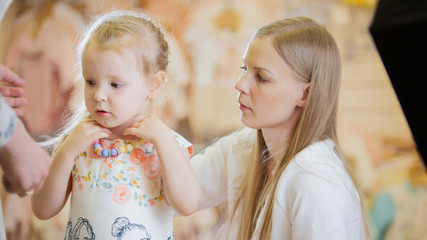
[296,82,310,107]
[148,71,165,99]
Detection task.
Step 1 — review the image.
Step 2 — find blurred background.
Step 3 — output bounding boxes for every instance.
[0,0,426,239]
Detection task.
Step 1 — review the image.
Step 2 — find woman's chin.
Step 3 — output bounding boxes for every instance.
[241,118,256,129]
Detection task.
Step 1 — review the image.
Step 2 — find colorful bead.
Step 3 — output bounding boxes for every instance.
[101,149,110,157]
[93,140,132,158]
[95,148,102,155]
[118,146,126,153]
[126,144,133,152]
[111,148,118,156]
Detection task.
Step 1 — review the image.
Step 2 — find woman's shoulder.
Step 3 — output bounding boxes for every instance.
[199,126,255,152]
[279,139,357,197]
[191,127,255,168]
[292,139,346,176]
[230,126,256,146]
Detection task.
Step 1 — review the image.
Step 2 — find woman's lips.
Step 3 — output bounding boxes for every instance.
[239,102,251,111]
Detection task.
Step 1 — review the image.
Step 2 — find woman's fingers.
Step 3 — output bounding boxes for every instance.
[0,65,26,86]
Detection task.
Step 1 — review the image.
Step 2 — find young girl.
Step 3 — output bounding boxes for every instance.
[31,10,200,239]
[191,17,367,239]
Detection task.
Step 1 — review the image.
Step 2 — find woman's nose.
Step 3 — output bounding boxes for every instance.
[235,75,249,94]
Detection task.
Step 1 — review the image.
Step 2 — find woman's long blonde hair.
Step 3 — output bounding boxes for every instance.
[44,10,170,152]
[229,17,364,239]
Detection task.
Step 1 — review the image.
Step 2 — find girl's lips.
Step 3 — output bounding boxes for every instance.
[96,110,110,117]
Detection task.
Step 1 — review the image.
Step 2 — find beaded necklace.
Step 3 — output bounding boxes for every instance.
[93,139,133,157]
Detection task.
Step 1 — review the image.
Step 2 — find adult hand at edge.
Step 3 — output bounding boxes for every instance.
[0,64,28,116]
[0,118,50,197]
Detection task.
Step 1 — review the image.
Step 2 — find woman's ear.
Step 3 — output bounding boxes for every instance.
[296,82,310,107]
[148,71,165,99]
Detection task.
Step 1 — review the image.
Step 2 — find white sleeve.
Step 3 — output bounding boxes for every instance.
[190,136,232,210]
[0,0,12,23]
[0,96,17,147]
[288,171,363,240]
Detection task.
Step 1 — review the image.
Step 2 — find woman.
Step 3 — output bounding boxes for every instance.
[191,16,366,239]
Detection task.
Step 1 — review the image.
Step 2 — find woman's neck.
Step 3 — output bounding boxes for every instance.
[262,127,292,171]
[261,109,301,170]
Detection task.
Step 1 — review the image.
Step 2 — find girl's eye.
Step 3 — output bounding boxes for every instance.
[85,80,95,86]
[240,66,248,72]
[111,83,123,88]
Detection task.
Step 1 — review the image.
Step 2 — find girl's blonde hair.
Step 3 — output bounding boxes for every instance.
[45,10,170,152]
[229,17,367,239]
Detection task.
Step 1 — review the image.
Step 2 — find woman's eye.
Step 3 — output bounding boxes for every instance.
[111,83,123,88]
[240,66,248,71]
[256,74,268,83]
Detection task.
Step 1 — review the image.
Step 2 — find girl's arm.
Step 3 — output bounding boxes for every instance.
[124,116,201,216]
[31,143,75,219]
[31,119,111,219]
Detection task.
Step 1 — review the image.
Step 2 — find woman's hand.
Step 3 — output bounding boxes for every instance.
[0,118,50,197]
[123,116,169,145]
[0,64,28,116]
[61,119,111,157]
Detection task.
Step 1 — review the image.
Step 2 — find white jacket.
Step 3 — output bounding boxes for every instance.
[191,127,365,239]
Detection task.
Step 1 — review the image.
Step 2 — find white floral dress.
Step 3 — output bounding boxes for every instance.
[65,132,193,240]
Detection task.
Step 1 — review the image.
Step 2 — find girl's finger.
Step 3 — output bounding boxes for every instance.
[92,132,110,140]
[123,127,136,136]
[94,126,111,135]
[130,121,141,128]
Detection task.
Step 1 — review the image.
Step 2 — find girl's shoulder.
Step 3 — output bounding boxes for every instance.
[168,129,193,150]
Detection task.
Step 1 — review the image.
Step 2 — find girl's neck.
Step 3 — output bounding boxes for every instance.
[105,130,137,141]
[103,121,138,141]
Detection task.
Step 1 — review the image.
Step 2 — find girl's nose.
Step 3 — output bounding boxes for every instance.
[94,87,107,102]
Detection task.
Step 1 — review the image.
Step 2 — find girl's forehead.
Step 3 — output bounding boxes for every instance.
[82,48,144,76]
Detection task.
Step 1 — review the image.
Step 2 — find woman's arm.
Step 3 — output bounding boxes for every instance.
[190,127,254,211]
[124,116,201,216]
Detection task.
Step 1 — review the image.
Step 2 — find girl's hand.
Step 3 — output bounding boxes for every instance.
[123,116,169,144]
[61,119,111,157]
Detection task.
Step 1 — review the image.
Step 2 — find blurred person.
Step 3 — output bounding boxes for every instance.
[0,64,50,239]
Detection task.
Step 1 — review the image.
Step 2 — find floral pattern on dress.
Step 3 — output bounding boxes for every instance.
[71,136,191,208]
